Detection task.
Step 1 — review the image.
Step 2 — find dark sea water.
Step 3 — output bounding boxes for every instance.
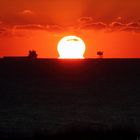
[0,59,140,139]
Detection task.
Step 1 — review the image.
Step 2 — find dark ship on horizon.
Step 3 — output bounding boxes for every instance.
[3,50,38,60]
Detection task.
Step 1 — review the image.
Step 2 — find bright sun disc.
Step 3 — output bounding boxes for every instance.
[57,36,86,59]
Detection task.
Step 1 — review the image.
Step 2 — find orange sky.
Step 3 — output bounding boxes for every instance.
[0,0,140,58]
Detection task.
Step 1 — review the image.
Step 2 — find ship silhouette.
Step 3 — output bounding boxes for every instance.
[3,50,38,60]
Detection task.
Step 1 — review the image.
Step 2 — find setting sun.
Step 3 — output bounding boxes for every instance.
[57,36,86,59]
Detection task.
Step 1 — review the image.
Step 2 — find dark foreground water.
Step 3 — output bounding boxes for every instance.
[0,59,140,139]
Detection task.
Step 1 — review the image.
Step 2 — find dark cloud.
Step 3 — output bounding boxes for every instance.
[78,17,93,23]
[0,23,64,37]
[14,24,46,30]
[117,17,123,20]
[122,22,140,33]
[0,21,7,35]
[109,22,126,28]
[108,21,140,32]
[20,10,34,15]
[0,28,7,34]
[107,22,126,32]
[0,17,140,37]
[46,25,64,32]
[122,27,140,33]
[79,21,107,30]
[14,24,64,32]
[127,22,140,28]
[78,17,140,33]
[0,27,13,37]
